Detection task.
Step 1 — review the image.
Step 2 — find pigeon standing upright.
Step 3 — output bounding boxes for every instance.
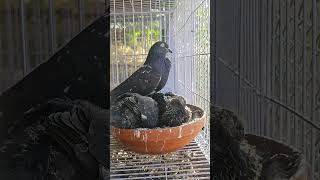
[110,41,172,103]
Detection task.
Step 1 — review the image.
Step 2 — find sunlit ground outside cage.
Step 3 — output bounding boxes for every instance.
[110,0,210,179]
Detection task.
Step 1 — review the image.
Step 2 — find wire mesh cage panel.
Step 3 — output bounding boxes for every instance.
[213,0,320,177]
[110,137,210,179]
[110,0,210,179]
[110,0,174,89]
[170,0,210,161]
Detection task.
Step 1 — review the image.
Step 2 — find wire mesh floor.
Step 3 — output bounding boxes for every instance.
[110,136,210,180]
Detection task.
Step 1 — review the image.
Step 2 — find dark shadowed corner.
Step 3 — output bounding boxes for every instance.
[210,0,320,179]
[0,1,110,179]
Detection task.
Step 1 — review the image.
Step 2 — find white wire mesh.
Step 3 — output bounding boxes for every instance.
[169,0,210,161]
[110,137,210,179]
[110,0,173,89]
[110,0,210,162]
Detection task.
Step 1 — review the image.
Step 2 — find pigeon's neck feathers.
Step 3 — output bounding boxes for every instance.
[144,52,165,66]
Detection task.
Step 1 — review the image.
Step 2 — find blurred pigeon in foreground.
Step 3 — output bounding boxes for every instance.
[211,105,306,180]
[110,41,172,102]
[111,93,159,129]
[0,99,109,180]
[211,105,249,179]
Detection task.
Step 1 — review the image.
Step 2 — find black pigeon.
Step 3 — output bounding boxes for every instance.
[150,92,175,116]
[111,93,159,129]
[152,92,192,127]
[154,57,171,92]
[110,41,172,102]
[0,99,109,180]
[211,105,249,179]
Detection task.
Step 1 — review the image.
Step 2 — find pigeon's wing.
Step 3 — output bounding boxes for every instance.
[155,58,171,92]
[150,93,167,115]
[122,97,141,117]
[138,96,158,128]
[45,103,100,178]
[77,101,109,168]
[111,65,161,99]
[111,94,142,128]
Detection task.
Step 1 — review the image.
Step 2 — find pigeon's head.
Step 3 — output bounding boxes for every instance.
[149,41,172,57]
[169,96,186,108]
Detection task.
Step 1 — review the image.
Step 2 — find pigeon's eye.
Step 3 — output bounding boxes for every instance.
[160,43,165,47]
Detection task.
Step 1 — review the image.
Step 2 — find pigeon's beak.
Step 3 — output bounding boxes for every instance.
[167,48,172,53]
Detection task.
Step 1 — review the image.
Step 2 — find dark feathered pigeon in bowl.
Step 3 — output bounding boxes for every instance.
[111,93,159,129]
[211,105,312,180]
[111,104,205,154]
[151,92,193,127]
[111,92,198,129]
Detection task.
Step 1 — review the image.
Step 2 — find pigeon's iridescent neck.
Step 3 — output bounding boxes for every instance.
[144,54,166,67]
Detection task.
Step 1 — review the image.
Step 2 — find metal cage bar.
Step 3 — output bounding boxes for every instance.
[215,0,320,177]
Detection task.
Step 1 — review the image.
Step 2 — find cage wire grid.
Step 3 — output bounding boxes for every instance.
[110,0,210,179]
[212,0,320,177]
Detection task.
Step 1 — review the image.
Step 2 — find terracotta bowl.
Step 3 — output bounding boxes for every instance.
[245,134,314,180]
[111,104,206,154]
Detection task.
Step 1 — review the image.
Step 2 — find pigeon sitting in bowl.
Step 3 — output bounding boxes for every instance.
[211,105,265,180]
[211,105,248,179]
[150,92,175,115]
[111,93,159,129]
[151,92,192,127]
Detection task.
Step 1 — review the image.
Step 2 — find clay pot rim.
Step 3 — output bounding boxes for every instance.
[111,104,206,132]
[245,134,312,179]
